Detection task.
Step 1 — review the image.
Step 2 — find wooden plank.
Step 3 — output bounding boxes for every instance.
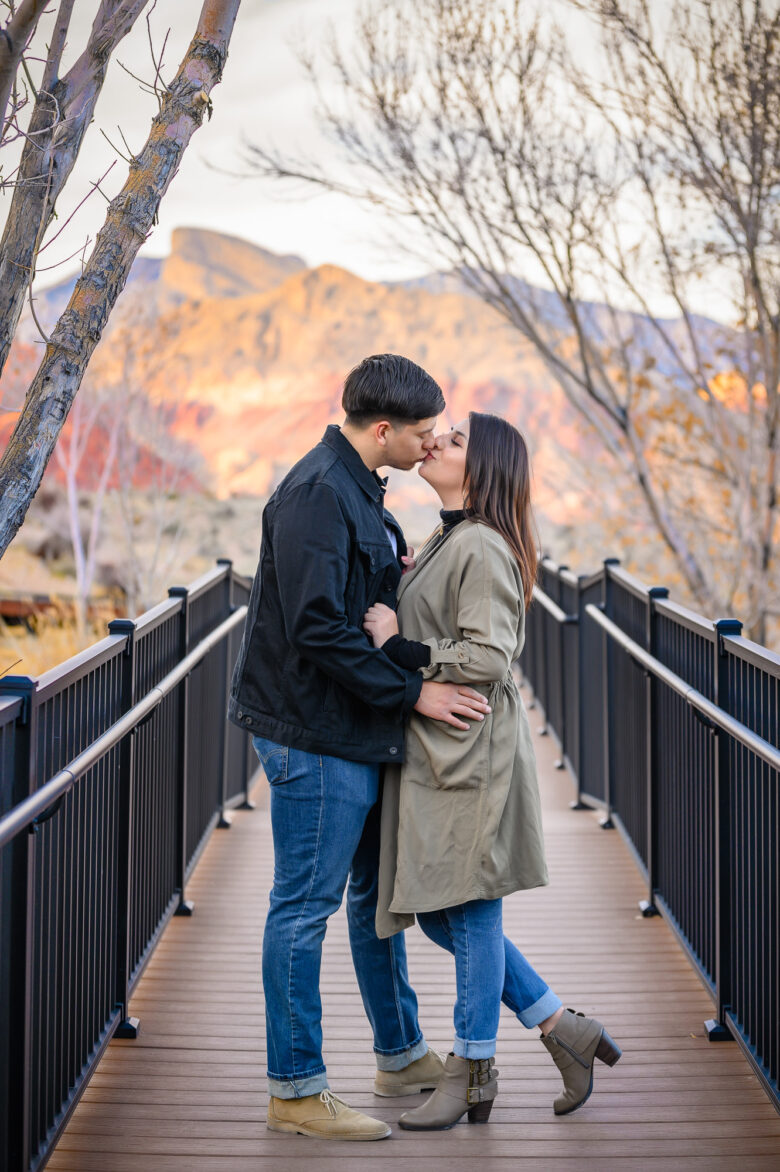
[41,1156,780,1172]
[50,1133,780,1156]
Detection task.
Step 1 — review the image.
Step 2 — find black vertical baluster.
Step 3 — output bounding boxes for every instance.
[600,559,620,829]
[109,619,141,1038]
[706,617,742,1040]
[169,586,195,916]
[639,586,668,916]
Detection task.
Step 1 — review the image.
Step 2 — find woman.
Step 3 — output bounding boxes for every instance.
[363,412,621,1131]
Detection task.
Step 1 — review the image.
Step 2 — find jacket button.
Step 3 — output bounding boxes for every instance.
[237,710,243,718]
[243,715,252,725]
[389,747,398,755]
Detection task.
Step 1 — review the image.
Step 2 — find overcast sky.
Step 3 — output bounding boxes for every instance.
[2,0,720,319]
[3,0,422,288]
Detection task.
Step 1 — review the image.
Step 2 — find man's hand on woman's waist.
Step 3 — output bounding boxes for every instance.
[414,681,491,730]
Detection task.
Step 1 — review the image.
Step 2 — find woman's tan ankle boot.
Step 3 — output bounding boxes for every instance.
[398,1052,498,1131]
[541,1008,622,1115]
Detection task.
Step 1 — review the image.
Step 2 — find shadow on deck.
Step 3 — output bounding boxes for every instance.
[46,723,780,1172]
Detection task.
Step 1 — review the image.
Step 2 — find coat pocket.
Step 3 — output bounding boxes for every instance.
[403,708,493,791]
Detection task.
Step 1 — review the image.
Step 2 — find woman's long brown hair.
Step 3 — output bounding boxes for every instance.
[463,411,538,611]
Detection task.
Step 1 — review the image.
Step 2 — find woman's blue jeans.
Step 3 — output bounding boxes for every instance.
[417,899,562,1058]
[254,736,427,1098]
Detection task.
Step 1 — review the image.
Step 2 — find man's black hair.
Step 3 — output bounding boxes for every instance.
[342,354,445,425]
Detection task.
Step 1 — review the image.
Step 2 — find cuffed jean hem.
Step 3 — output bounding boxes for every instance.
[516,988,563,1029]
[267,1069,329,1100]
[374,1034,427,1071]
[453,1035,497,1059]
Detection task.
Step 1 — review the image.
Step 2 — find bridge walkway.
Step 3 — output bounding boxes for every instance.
[47,717,780,1171]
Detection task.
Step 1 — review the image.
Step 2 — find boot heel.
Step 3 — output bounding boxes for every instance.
[595,1029,622,1067]
[467,1099,494,1124]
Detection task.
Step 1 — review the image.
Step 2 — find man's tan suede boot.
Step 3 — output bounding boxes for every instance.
[374,1048,445,1097]
[267,1089,391,1140]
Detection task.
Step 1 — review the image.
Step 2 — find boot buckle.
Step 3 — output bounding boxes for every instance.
[466,1086,485,1104]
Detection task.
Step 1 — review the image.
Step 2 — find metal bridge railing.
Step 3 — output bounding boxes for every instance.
[0,561,260,1172]
[520,556,779,1114]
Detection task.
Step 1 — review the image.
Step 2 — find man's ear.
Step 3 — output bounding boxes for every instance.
[374,420,392,446]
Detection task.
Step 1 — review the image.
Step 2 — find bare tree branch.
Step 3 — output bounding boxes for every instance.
[41,0,76,92]
[0,0,48,136]
[245,0,780,638]
[0,0,242,557]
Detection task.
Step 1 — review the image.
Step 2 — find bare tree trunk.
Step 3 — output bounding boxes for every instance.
[0,0,151,379]
[0,0,49,135]
[0,0,241,558]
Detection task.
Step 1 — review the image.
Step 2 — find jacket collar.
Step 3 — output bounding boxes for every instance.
[321,424,385,503]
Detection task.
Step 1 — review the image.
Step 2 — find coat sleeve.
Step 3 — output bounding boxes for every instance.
[273,481,423,715]
[418,530,522,685]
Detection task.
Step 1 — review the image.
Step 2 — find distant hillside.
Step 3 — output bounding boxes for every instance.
[0,226,703,558]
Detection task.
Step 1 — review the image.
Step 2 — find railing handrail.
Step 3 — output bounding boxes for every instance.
[583,601,780,773]
[520,557,779,1110]
[0,605,247,852]
[531,583,576,625]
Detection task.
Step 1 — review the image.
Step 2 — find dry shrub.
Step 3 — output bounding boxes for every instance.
[0,598,122,679]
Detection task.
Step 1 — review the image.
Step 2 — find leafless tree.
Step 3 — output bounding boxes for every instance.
[0,0,242,559]
[248,0,780,642]
[115,389,203,617]
[54,371,121,641]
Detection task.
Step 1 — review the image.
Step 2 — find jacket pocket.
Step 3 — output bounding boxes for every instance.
[349,539,397,618]
[252,736,290,786]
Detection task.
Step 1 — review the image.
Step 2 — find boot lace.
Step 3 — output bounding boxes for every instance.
[319,1089,346,1117]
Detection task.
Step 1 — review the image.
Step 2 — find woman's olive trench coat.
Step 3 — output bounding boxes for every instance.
[376,520,548,939]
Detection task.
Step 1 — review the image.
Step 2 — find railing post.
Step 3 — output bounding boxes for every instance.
[524,583,538,711]
[570,574,588,809]
[1,679,37,1172]
[169,585,195,916]
[534,555,545,731]
[639,586,669,917]
[216,560,234,829]
[600,558,620,829]
[706,616,743,1041]
[554,565,568,770]
[108,618,141,1038]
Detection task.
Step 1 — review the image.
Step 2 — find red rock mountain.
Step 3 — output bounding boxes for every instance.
[0,228,600,529]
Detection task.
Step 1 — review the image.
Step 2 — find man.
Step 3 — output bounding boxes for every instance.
[229,354,490,1141]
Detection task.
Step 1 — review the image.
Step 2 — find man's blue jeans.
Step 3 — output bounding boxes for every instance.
[253,736,427,1098]
[417,898,562,1058]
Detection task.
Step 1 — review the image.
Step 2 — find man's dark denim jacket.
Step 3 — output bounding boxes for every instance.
[228,425,423,761]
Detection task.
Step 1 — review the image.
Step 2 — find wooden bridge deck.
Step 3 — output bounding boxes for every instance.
[47,717,780,1171]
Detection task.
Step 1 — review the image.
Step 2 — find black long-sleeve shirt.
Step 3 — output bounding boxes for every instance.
[381,508,467,671]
